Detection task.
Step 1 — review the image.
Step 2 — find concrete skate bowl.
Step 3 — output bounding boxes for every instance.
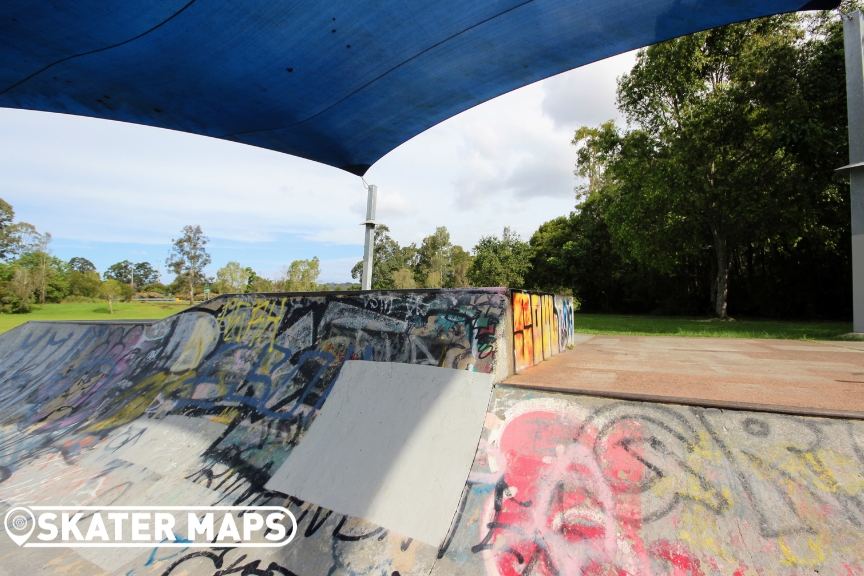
[0,289,863,575]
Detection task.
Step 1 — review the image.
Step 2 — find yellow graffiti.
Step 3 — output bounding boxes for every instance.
[171,315,219,372]
[778,532,826,567]
[212,407,240,425]
[512,292,573,372]
[679,520,735,564]
[541,294,553,360]
[218,296,287,352]
[86,370,196,432]
[531,294,543,365]
[512,292,534,372]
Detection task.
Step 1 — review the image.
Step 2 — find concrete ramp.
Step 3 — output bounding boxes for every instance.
[0,291,863,574]
[0,291,510,574]
[442,387,864,575]
[266,361,494,547]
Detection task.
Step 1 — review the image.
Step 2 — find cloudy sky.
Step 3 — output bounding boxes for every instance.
[0,51,636,283]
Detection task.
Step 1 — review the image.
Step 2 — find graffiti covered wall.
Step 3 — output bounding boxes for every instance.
[512,291,574,373]
[433,387,864,574]
[0,290,510,575]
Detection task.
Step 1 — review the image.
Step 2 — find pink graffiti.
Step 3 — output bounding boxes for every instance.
[648,540,704,576]
[479,409,654,575]
[479,407,716,575]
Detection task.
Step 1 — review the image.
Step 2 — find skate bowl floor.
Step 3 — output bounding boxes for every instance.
[1,295,863,574]
[506,334,864,419]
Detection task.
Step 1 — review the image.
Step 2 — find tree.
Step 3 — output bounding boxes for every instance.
[276,257,320,291]
[351,225,418,290]
[242,267,275,292]
[133,262,159,286]
[68,257,96,274]
[527,215,576,295]
[7,222,43,260]
[104,260,134,284]
[248,276,274,292]
[449,245,473,288]
[468,227,532,288]
[9,267,33,312]
[535,9,853,319]
[0,198,14,261]
[391,268,417,289]
[34,232,53,305]
[105,261,157,287]
[242,267,273,293]
[141,281,169,295]
[99,279,123,314]
[12,232,58,305]
[415,227,452,288]
[214,261,250,294]
[591,14,840,318]
[167,225,211,305]
[15,249,70,304]
[572,121,617,203]
[528,198,706,313]
[68,270,102,298]
[348,224,471,290]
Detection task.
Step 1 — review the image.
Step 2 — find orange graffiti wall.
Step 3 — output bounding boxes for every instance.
[512,291,575,373]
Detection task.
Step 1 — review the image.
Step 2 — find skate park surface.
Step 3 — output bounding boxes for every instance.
[506,334,864,419]
[0,289,862,575]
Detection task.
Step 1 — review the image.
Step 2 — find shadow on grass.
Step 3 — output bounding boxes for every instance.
[92,306,113,314]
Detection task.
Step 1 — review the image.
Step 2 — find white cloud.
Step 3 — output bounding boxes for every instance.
[301,226,367,246]
[0,54,637,279]
[349,190,418,221]
[541,51,638,129]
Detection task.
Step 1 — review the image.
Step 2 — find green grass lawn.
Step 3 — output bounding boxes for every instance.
[0,301,191,334]
[0,302,853,341]
[571,313,853,341]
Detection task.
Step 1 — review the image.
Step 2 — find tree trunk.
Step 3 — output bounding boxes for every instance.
[189,274,194,305]
[40,255,47,305]
[712,231,730,319]
[109,298,114,315]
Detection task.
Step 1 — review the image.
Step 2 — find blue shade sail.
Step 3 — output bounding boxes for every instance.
[0,0,834,175]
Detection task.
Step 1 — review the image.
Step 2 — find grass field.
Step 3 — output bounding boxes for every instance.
[571,313,853,341]
[0,302,853,341]
[0,301,191,334]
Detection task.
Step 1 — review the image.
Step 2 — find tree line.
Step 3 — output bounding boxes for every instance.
[0,199,170,313]
[0,198,536,314]
[527,7,853,319]
[348,225,531,290]
[208,224,533,296]
[0,215,345,312]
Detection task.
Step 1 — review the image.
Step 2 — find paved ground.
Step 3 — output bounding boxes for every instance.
[505,334,864,419]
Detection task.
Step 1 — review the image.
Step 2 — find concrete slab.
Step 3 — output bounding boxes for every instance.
[505,334,864,418]
[823,339,864,350]
[265,361,494,547]
[433,387,864,574]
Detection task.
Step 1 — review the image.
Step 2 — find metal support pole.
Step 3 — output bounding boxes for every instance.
[360,184,378,290]
[844,12,864,332]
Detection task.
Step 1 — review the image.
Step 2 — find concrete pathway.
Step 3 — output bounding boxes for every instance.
[505,334,864,419]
